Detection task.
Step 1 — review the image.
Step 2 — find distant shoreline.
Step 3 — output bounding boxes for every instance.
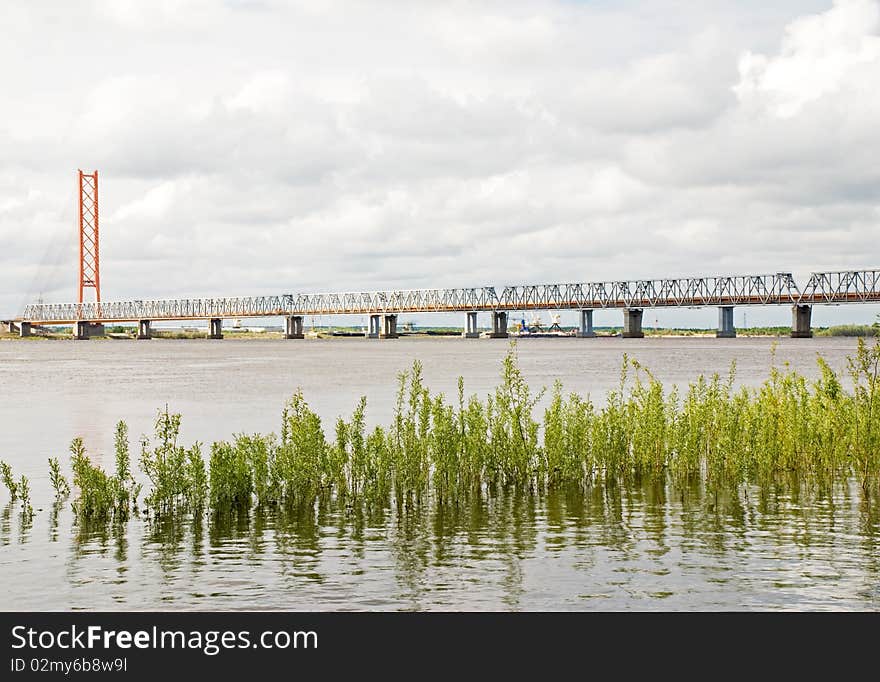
[3,323,878,341]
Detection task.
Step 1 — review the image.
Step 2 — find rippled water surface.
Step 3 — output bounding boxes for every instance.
[1,336,879,610]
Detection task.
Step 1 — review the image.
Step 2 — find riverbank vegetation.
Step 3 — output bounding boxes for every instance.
[4,339,880,521]
[637,324,879,337]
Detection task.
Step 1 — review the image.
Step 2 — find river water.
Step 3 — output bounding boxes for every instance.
[1,336,878,610]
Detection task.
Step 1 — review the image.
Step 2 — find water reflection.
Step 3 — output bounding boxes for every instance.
[3,476,877,610]
[0,500,34,545]
[48,499,63,543]
[1,502,12,546]
[272,500,324,586]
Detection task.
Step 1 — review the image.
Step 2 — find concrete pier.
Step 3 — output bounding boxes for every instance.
[791,304,812,338]
[622,309,644,338]
[717,306,736,338]
[464,311,480,338]
[577,309,596,338]
[380,314,398,339]
[137,320,152,340]
[74,321,90,340]
[284,315,304,339]
[74,322,105,340]
[19,322,31,338]
[489,311,508,338]
[366,314,381,338]
[208,318,223,340]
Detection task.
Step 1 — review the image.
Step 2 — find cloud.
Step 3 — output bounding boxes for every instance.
[112,181,180,223]
[226,71,293,114]
[734,0,880,117]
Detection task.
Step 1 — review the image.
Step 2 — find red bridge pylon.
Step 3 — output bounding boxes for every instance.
[78,169,100,304]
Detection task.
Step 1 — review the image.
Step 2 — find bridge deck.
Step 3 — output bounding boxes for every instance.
[13,270,880,324]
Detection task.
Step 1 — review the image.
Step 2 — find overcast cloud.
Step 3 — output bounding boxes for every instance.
[1,0,878,327]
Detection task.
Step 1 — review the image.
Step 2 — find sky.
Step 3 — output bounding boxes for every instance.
[1,0,879,328]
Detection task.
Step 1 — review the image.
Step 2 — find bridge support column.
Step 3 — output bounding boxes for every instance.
[208,318,223,340]
[791,305,812,338]
[622,309,644,338]
[366,314,381,339]
[577,309,596,338]
[284,315,304,339]
[489,311,508,338]
[74,322,104,339]
[19,322,31,338]
[137,320,152,340]
[464,311,479,338]
[717,306,736,338]
[380,314,398,339]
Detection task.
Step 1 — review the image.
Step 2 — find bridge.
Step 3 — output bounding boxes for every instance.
[6,269,880,340]
[4,172,879,341]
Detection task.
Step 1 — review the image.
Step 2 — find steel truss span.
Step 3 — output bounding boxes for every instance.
[497,273,802,310]
[799,269,880,304]
[21,296,289,325]
[286,287,499,315]
[16,270,880,324]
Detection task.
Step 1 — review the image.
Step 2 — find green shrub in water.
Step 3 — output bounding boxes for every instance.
[1,460,18,499]
[48,457,70,497]
[1,460,33,517]
[139,409,203,513]
[209,439,254,509]
[70,437,119,520]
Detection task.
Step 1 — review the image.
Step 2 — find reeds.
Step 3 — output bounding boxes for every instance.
[22,337,880,520]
